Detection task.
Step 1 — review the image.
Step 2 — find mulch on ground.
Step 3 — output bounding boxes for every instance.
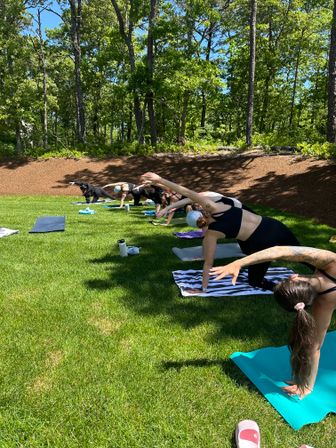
[1,153,335,227]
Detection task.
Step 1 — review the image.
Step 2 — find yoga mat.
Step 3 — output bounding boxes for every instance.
[230,331,336,430]
[172,243,244,261]
[174,230,204,239]
[71,200,111,205]
[29,216,65,233]
[173,267,294,297]
[103,203,139,209]
[0,228,19,238]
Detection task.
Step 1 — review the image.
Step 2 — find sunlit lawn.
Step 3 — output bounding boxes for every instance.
[0,195,335,447]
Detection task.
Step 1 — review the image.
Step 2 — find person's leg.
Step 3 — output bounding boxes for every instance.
[247,263,275,290]
[92,193,99,203]
[100,188,114,200]
[132,191,142,206]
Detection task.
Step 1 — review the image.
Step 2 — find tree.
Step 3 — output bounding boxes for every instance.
[327,0,336,142]
[246,0,257,146]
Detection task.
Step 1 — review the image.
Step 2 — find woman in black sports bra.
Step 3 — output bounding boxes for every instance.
[211,246,336,399]
[141,172,301,291]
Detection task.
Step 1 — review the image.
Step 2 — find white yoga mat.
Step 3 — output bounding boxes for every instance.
[0,227,19,238]
[172,243,244,261]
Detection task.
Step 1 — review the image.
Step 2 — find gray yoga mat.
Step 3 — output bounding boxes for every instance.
[172,243,245,261]
[29,216,65,233]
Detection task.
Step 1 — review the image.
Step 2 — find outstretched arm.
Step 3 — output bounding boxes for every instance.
[157,197,192,217]
[141,172,219,214]
[103,182,128,188]
[210,246,336,284]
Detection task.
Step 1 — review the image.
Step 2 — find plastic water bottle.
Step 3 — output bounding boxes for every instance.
[118,239,128,257]
[125,204,130,212]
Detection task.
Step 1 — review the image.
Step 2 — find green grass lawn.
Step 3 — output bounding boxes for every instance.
[0,196,335,447]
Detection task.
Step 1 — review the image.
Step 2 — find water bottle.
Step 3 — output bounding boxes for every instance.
[125,204,130,212]
[118,239,128,257]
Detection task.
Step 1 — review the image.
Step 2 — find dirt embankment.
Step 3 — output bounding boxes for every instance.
[1,153,335,227]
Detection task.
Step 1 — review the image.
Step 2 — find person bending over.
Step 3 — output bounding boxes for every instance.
[70,181,115,203]
[135,184,166,214]
[103,182,142,207]
[210,246,336,399]
[141,172,302,293]
[157,191,255,226]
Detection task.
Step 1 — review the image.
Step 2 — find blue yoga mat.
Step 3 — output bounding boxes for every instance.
[230,331,336,430]
[29,216,65,233]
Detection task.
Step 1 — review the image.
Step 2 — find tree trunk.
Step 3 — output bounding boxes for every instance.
[127,104,132,142]
[327,0,336,142]
[110,0,144,143]
[289,29,305,126]
[246,0,257,146]
[179,92,189,145]
[69,0,86,144]
[37,9,48,150]
[146,0,158,146]
[200,22,214,129]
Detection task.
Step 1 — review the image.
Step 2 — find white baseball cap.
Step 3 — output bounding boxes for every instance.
[186,210,203,228]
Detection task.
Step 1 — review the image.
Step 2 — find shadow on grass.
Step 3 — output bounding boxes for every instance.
[52,153,336,226]
[161,358,256,393]
[86,226,298,346]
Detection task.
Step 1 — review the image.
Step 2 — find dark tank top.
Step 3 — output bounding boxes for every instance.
[208,206,243,239]
[318,270,336,296]
[215,196,255,213]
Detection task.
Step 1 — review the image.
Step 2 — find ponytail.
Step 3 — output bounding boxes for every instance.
[289,308,316,390]
[273,279,317,391]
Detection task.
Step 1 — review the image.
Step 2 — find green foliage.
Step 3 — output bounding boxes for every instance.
[0,0,334,155]
[298,141,336,159]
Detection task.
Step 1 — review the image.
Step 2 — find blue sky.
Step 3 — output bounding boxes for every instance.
[27,1,63,36]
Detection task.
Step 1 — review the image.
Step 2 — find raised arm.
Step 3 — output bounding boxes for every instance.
[210,246,336,284]
[141,172,219,214]
[157,197,192,217]
[103,182,128,189]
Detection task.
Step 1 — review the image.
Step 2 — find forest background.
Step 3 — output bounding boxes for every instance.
[2,0,336,159]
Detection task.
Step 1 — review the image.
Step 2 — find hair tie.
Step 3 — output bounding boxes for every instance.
[294,302,305,311]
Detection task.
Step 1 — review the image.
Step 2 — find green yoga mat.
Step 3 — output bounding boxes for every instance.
[230,331,336,430]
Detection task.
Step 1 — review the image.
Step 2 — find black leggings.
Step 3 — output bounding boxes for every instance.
[238,217,300,290]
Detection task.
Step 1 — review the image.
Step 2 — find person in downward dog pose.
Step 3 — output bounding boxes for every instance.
[211,246,336,399]
[70,181,115,203]
[141,172,303,293]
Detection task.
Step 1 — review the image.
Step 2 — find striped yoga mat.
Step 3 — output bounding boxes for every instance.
[172,267,294,297]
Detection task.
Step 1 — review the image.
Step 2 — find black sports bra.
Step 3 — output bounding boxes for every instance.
[318,270,336,296]
[208,205,243,239]
[215,196,255,213]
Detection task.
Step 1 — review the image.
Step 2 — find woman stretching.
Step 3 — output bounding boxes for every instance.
[103,182,142,207]
[210,246,336,398]
[157,191,255,225]
[141,172,302,293]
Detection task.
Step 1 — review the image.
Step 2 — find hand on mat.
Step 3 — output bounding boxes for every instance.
[282,382,312,399]
[141,172,161,185]
[210,261,241,285]
[156,209,167,218]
